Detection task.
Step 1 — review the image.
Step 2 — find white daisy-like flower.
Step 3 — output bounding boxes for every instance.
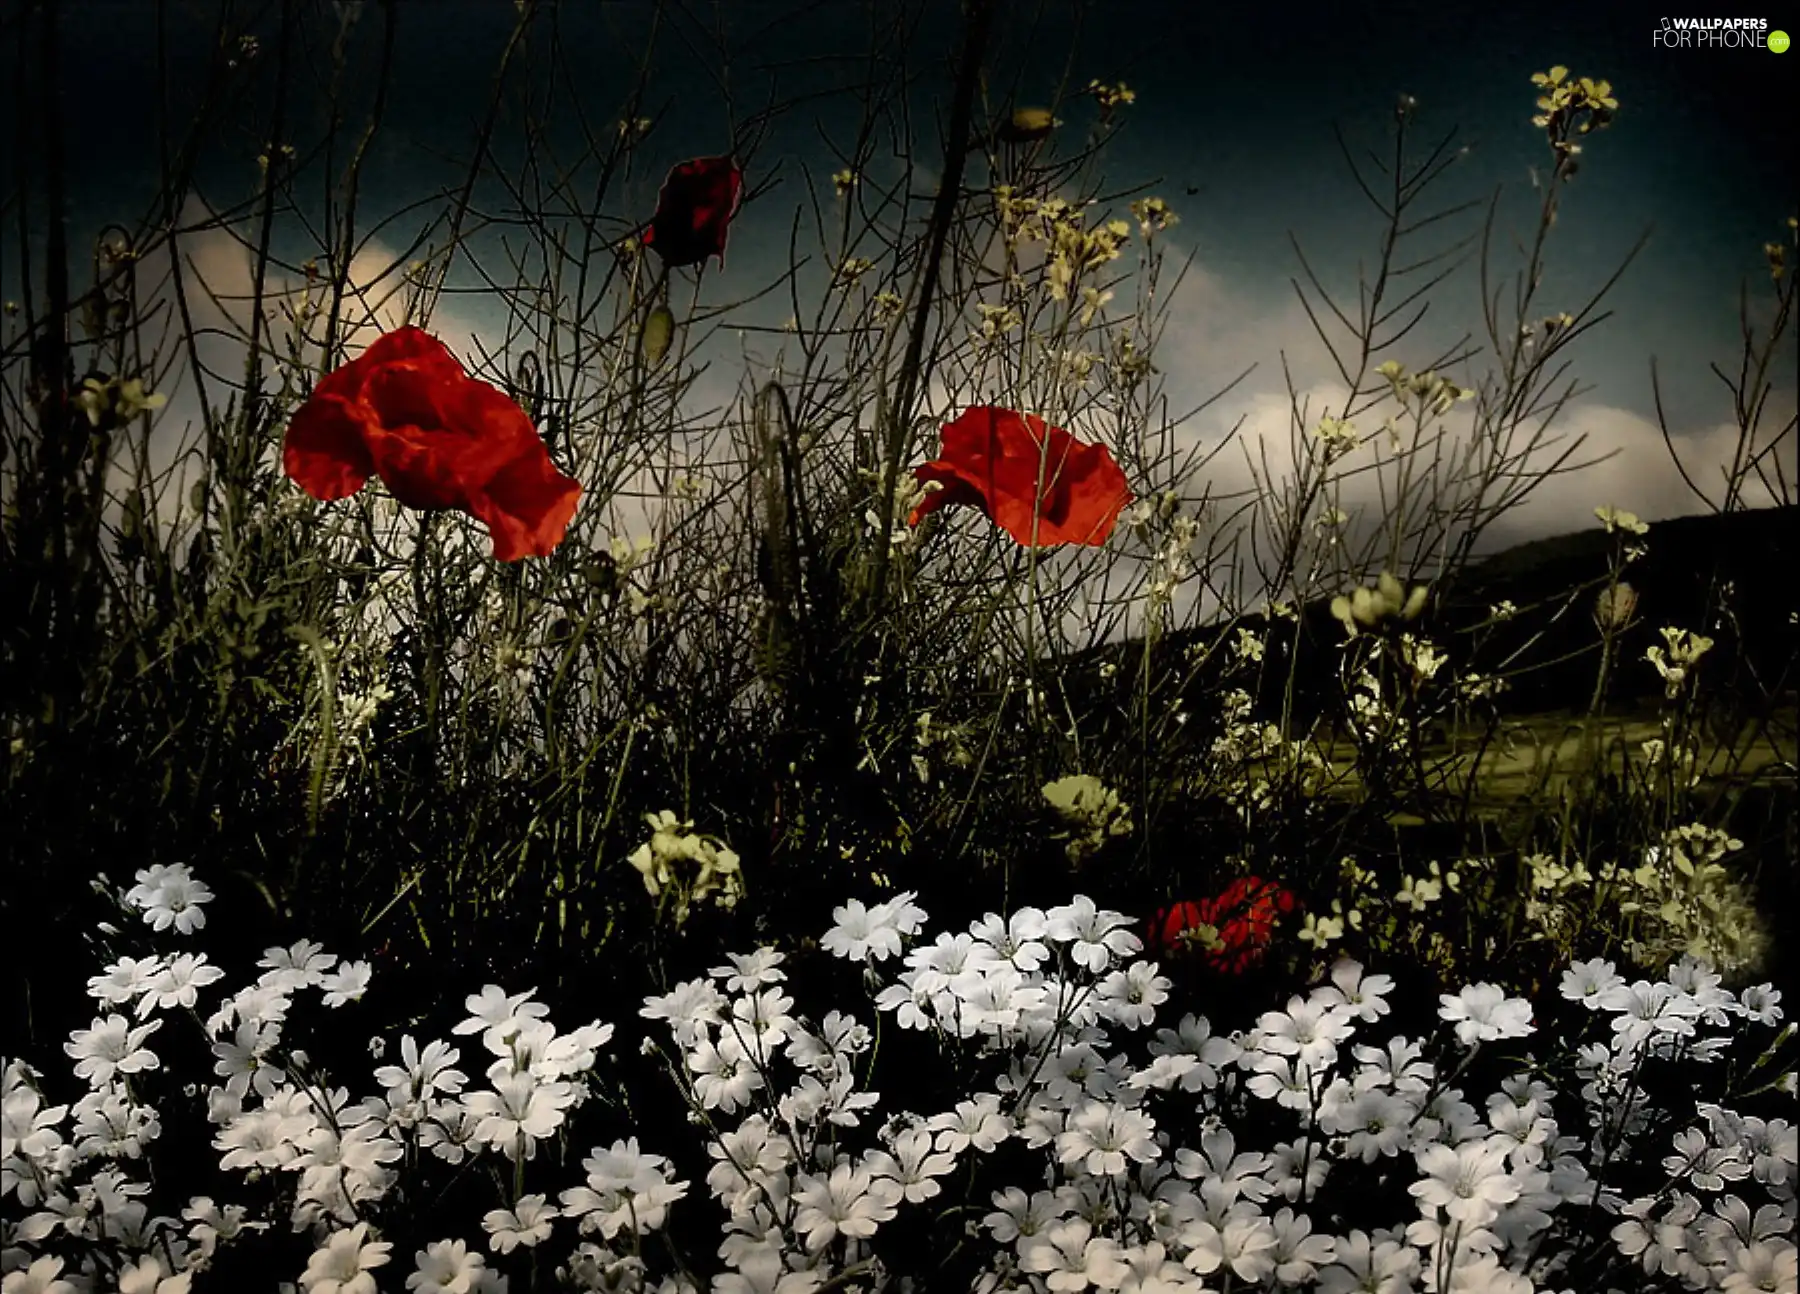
[930,1093,1011,1154]
[299,1220,392,1294]
[139,953,226,1016]
[1438,984,1533,1047]
[1411,1137,1521,1227]
[1559,958,1624,1006]
[1044,896,1141,972]
[712,947,786,993]
[125,862,214,934]
[1020,1216,1130,1292]
[969,907,1052,971]
[258,940,338,993]
[865,1126,958,1202]
[1056,1099,1159,1177]
[406,1238,492,1293]
[319,961,372,1008]
[87,955,168,1007]
[464,1071,575,1160]
[791,1161,902,1249]
[64,1014,162,1087]
[640,977,724,1046]
[1312,959,1395,1023]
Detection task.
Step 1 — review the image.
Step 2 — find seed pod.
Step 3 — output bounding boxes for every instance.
[641,303,675,368]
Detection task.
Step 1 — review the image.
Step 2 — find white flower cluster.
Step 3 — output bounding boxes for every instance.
[2,868,1793,1294]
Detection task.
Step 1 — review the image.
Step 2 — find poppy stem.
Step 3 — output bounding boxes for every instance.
[866,0,997,616]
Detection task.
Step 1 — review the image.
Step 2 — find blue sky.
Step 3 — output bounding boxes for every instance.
[9,0,1795,547]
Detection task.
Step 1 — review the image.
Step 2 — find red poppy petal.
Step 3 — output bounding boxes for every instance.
[358,368,540,511]
[646,156,744,268]
[909,463,986,526]
[472,450,583,563]
[914,407,1130,547]
[284,326,579,560]
[282,392,375,500]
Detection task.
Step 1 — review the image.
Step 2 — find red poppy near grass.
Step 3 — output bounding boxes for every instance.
[1148,877,1298,974]
[282,326,582,562]
[642,155,744,269]
[908,406,1132,547]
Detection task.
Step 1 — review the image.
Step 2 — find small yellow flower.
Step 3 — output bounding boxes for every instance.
[1594,504,1648,536]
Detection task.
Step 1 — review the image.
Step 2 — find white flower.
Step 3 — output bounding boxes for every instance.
[1057,1099,1159,1177]
[865,1126,957,1202]
[114,1255,189,1294]
[785,1010,871,1075]
[140,953,226,1016]
[87,955,168,1007]
[791,1162,902,1249]
[407,1238,495,1293]
[1097,962,1170,1030]
[1185,1214,1278,1283]
[300,1221,392,1294]
[1044,896,1141,972]
[1257,995,1355,1069]
[455,984,551,1054]
[728,986,799,1054]
[320,961,372,1007]
[1438,984,1533,1046]
[65,1014,162,1086]
[1559,958,1624,1005]
[1315,1229,1420,1294]
[2,1085,67,1166]
[212,1018,287,1100]
[1173,1126,1275,1204]
[1244,1054,1314,1111]
[258,940,339,992]
[1720,1239,1797,1294]
[559,1138,687,1240]
[640,977,724,1046]
[1326,1087,1415,1162]
[970,908,1052,971]
[375,1036,468,1105]
[1020,1217,1129,1292]
[215,1107,305,1172]
[705,1115,792,1213]
[1269,1207,1336,1284]
[687,1034,763,1113]
[1411,1138,1521,1227]
[1267,1144,1339,1202]
[1313,959,1395,1023]
[125,863,213,934]
[822,899,903,962]
[930,1093,1011,1154]
[1115,1242,1202,1293]
[1148,1014,1240,1091]
[714,947,787,993]
[1736,984,1783,1028]
[984,1186,1062,1244]
[464,1072,575,1160]
[1,1256,78,1294]
[1601,979,1703,1048]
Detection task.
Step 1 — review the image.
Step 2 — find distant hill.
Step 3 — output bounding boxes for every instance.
[1064,505,1799,726]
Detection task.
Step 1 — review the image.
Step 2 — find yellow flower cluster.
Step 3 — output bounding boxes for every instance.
[1041,774,1133,864]
[626,811,744,924]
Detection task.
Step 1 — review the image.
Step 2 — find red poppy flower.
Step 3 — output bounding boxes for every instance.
[908,406,1132,547]
[1148,877,1298,974]
[281,326,582,562]
[642,155,744,269]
